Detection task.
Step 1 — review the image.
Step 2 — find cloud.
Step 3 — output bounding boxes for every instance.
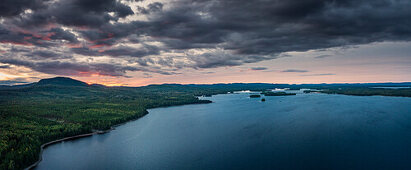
[30,50,70,59]
[1,0,411,77]
[12,0,134,28]
[201,71,215,74]
[0,24,78,47]
[0,80,29,85]
[0,77,30,85]
[70,47,102,56]
[315,55,332,59]
[102,45,160,58]
[0,58,178,77]
[0,0,46,17]
[142,73,152,78]
[282,69,309,73]
[301,73,336,76]
[137,2,163,14]
[0,65,10,68]
[142,0,411,56]
[250,67,268,70]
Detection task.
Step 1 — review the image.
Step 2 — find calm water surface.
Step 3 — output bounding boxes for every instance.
[36,92,411,170]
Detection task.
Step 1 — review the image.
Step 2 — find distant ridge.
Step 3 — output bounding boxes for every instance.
[36,77,89,86]
[2,76,410,88]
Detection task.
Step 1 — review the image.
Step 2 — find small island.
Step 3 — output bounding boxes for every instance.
[250,94,261,98]
[303,90,321,93]
[261,91,296,96]
[261,98,266,102]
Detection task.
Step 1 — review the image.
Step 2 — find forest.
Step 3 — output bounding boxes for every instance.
[0,77,410,169]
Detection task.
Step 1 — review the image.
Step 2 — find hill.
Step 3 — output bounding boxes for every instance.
[36,77,89,86]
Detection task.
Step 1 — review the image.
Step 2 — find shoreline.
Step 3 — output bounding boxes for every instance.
[25,132,97,170]
[24,109,150,170]
[25,100,213,170]
[25,127,115,170]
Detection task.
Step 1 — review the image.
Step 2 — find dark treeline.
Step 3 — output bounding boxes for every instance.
[320,87,411,97]
[1,77,410,169]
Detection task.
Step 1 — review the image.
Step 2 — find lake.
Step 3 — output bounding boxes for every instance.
[35,92,411,170]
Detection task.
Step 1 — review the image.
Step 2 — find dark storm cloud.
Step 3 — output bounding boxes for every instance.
[29,50,72,59]
[0,58,178,77]
[1,0,411,76]
[45,28,79,44]
[0,24,78,47]
[282,69,309,73]
[127,0,411,68]
[0,58,133,76]
[70,44,159,58]
[75,21,148,47]
[12,0,134,28]
[102,45,160,57]
[0,0,46,17]
[137,2,163,14]
[191,52,243,68]
[31,50,59,58]
[70,47,102,56]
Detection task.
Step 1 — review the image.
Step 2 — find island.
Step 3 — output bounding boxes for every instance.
[261,91,296,96]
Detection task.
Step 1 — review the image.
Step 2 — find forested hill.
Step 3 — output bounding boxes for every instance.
[1,77,411,169]
[36,77,89,86]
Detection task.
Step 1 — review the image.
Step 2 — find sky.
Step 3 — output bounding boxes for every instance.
[0,0,410,86]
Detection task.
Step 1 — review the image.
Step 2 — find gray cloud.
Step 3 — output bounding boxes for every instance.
[31,50,60,58]
[0,65,10,68]
[142,73,152,78]
[251,67,268,70]
[282,69,309,73]
[315,55,333,59]
[301,73,336,76]
[0,77,32,85]
[0,23,78,47]
[0,0,46,17]
[12,0,134,28]
[0,80,29,85]
[201,71,215,74]
[70,47,102,56]
[102,45,160,58]
[137,2,163,14]
[0,58,178,77]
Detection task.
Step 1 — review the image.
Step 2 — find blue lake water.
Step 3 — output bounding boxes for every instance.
[35,92,411,170]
